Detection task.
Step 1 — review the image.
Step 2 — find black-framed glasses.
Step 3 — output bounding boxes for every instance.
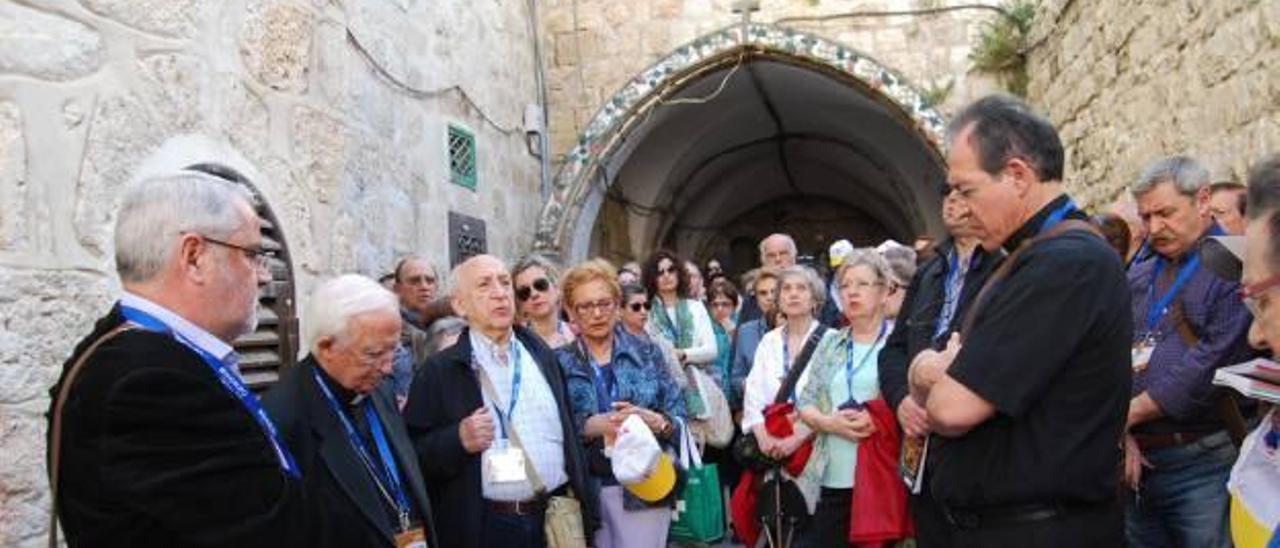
[199,234,275,271]
[658,265,678,276]
[628,301,651,313]
[515,277,552,301]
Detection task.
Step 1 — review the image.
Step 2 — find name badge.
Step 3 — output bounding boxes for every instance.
[394,527,428,548]
[1131,343,1154,373]
[485,442,528,484]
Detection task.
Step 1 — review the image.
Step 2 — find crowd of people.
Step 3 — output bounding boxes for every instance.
[46,92,1280,548]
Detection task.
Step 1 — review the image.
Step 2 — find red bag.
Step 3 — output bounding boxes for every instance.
[849,398,914,544]
[730,471,761,547]
[763,402,814,477]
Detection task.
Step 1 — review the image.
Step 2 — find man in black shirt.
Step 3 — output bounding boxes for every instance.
[878,186,997,544]
[908,94,1132,546]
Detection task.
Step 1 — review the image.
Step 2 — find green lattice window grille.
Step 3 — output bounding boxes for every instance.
[448,124,477,190]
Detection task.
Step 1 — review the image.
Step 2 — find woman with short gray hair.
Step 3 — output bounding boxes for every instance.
[798,250,895,545]
[742,266,829,454]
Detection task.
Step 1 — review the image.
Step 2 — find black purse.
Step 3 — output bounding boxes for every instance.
[732,327,825,472]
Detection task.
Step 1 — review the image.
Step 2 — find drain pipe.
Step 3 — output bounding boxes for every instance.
[526,0,553,202]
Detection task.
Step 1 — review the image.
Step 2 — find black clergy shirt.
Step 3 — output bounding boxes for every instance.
[929,194,1133,509]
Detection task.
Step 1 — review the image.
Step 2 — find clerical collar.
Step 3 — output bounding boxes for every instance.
[315,363,364,406]
[1002,194,1073,254]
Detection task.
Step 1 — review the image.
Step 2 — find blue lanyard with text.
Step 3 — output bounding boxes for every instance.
[484,340,523,441]
[1038,199,1078,234]
[580,342,618,413]
[119,305,301,479]
[1144,254,1201,334]
[312,368,412,530]
[845,321,889,397]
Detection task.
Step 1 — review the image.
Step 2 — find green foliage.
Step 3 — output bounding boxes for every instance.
[969,1,1035,96]
[921,78,955,108]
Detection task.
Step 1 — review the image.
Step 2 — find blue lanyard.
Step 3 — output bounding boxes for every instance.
[1143,254,1201,334]
[935,251,969,340]
[311,368,412,529]
[118,306,301,479]
[580,342,618,413]
[480,340,523,440]
[1039,199,1078,233]
[845,321,889,398]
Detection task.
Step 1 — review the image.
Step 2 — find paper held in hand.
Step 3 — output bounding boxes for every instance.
[1213,358,1280,404]
[899,434,930,495]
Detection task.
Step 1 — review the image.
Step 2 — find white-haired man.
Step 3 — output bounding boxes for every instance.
[263,275,438,548]
[737,233,798,324]
[403,254,598,548]
[48,137,304,546]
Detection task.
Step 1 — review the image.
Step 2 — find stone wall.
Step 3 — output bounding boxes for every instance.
[0,0,542,544]
[1027,0,1280,207]
[539,0,1006,167]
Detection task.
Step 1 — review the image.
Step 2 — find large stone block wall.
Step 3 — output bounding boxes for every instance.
[539,0,1006,167]
[0,0,542,544]
[1027,0,1280,207]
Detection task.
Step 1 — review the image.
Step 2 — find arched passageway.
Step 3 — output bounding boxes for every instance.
[535,24,949,275]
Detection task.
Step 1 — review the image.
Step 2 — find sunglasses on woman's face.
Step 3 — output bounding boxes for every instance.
[657,264,678,276]
[515,277,552,301]
[628,301,650,312]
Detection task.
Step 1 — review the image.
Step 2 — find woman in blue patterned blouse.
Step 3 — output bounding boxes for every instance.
[797,249,893,547]
[554,259,687,548]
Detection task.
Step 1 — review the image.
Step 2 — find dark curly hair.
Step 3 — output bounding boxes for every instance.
[642,249,689,301]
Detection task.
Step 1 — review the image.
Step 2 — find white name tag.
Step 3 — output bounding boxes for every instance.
[485,445,528,484]
[1131,344,1154,373]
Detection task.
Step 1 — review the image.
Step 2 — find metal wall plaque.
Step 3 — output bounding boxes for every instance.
[448,211,487,267]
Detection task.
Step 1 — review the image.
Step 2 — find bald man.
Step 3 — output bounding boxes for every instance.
[402,255,597,548]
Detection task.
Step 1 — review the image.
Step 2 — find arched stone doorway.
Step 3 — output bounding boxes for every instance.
[534,23,949,273]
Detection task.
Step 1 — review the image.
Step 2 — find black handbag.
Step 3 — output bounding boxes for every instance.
[732,327,825,471]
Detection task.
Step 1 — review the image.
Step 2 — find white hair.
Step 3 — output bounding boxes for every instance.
[775,265,826,312]
[758,233,797,259]
[306,274,401,350]
[114,172,253,283]
[114,134,265,284]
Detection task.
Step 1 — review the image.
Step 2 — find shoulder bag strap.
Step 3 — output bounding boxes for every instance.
[959,219,1101,337]
[1168,300,1249,448]
[772,327,826,405]
[474,366,548,496]
[47,324,138,548]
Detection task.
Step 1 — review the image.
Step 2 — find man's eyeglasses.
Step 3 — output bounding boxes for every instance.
[657,265,678,276]
[515,277,552,301]
[628,301,651,313]
[200,235,275,271]
[403,274,436,286]
[1241,273,1280,316]
[574,299,616,316]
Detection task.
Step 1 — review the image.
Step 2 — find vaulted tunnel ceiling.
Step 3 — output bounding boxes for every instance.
[593,55,946,266]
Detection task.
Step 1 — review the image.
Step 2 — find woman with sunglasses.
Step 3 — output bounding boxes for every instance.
[642,251,718,369]
[554,260,686,548]
[512,254,576,349]
[642,251,719,420]
[797,250,894,546]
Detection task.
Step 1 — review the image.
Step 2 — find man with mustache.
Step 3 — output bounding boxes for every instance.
[1123,156,1256,547]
